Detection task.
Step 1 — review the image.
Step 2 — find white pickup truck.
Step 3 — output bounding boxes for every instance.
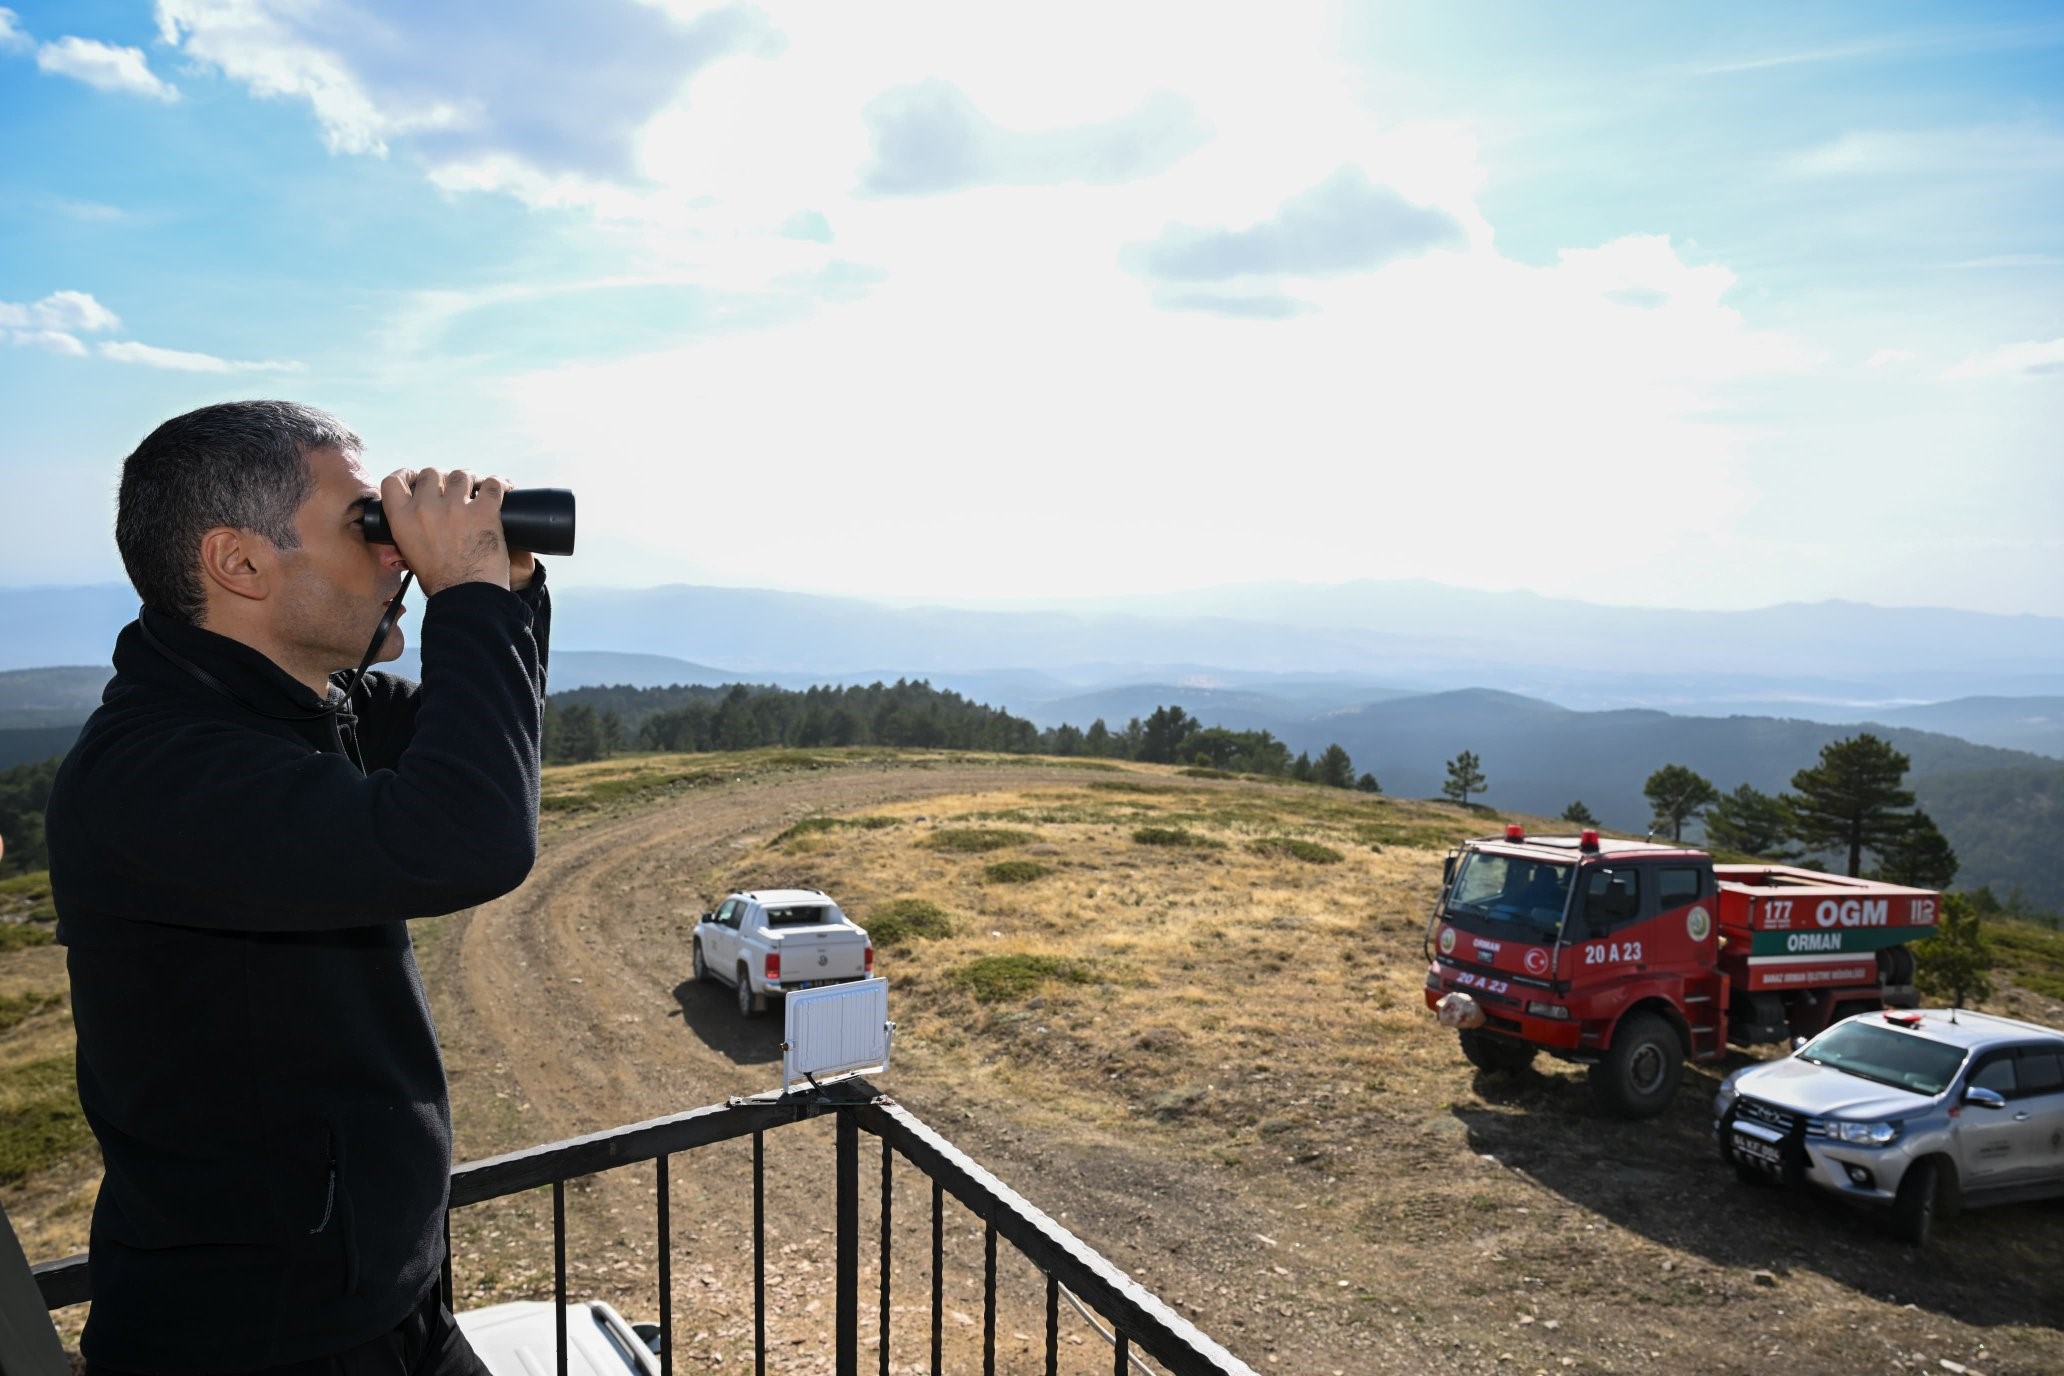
[693,888,875,1017]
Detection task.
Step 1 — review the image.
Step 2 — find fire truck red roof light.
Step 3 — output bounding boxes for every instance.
[1580,829,1600,852]
[1505,824,1525,841]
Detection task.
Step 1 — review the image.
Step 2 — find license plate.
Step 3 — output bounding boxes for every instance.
[1732,1132,1782,1169]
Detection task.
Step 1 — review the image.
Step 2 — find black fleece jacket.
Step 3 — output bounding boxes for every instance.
[48,571,549,1373]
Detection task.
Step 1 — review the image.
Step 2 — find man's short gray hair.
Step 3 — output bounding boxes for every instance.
[116,400,362,624]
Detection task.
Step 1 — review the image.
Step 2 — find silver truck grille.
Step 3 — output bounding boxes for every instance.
[1738,1097,1830,1139]
[1737,1098,1795,1132]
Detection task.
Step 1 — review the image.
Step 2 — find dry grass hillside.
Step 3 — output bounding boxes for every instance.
[5,749,2063,1373]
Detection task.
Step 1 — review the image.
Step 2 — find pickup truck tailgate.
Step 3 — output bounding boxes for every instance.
[768,924,871,984]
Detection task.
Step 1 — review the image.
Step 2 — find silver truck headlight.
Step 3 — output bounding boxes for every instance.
[1830,1119,1901,1145]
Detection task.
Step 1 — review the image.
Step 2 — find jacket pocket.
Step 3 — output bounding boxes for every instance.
[307,1121,360,1295]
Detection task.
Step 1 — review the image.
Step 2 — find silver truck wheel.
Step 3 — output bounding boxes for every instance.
[692,940,710,982]
[737,967,764,1018]
[1889,1158,1938,1245]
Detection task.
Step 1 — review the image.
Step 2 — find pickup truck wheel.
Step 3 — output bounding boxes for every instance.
[1889,1158,1938,1245]
[692,940,710,983]
[1589,1013,1685,1118]
[1458,1029,1537,1074]
[737,967,764,1018]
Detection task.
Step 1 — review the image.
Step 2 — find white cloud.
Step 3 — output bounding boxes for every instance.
[1791,124,2064,177]
[1867,348,1916,367]
[0,8,31,52]
[2,290,300,371]
[9,330,87,356]
[98,340,304,373]
[498,224,1809,597]
[36,36,179,101]
[154,0,764,167]
[1942,337,2064,381]
[0,289,121,334]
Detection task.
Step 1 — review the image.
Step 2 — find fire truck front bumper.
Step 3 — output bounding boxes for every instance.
[1424,964,1585,1050]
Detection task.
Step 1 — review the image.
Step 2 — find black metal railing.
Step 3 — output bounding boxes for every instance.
[34,1081,1255,1376]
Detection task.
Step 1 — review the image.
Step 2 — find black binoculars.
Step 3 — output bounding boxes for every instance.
[359,488,576,556]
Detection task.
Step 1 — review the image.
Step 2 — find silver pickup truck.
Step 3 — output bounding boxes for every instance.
[692,888,875,1017]
[1714,1007,2064,1244]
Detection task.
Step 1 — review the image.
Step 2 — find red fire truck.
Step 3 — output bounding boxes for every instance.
[1422,826,1939,1117]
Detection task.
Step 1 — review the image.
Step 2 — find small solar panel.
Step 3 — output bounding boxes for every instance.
[781,978,892,1092]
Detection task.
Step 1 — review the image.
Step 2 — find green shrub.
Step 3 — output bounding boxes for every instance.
[0,992,62,1032]
[925,828,1034,854]
[775,815,900,844]
[866,899,954,947]
[950,954,1098,1002]
[1133,827,1225,850]
[1249,837,1345,864]
[983,860,1050,884]
[0,923,53,951]
[0,1056,91,1184]
[1178,767,1233,780]
[0,872,56,922]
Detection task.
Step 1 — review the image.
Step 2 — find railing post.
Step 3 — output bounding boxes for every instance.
[552,1180,568,1376]
[879,1136,893,1376]
[754,1130,766,1376]
[837,1108,859,1376]
[656,1154,672,1376]
[931,1181,943,1376]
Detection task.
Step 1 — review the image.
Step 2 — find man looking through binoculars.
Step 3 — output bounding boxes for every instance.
[46,400,552,1376]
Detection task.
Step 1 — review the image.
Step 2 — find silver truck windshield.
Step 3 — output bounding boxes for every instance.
[1447,853,1572,936]
[1798,1021,1967,1096]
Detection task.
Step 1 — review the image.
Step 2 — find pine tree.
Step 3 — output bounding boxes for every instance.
[1702,784,1800,861]
[1356,772,1381,794]
[1644,764,1718,842]
[1560,800,1597,827]
[1140,706,1200,764]
[1876,811,1959,890]
[1788,733,1916,877]
[1317,743,1356,788]
[1442,751,1486,806]
[1291,751,1314,782]
[1914,893,1993,1009]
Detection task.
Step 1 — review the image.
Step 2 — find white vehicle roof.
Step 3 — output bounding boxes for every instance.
[457,1300,659,1376]
[1837,1007,2064,1053]
[739,888,836,906]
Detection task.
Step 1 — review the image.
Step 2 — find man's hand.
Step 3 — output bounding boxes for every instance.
[379,468,512,595]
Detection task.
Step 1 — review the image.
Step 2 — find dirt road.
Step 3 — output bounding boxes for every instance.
[431,761,1260,1374]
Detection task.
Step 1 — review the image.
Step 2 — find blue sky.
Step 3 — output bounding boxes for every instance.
[1,2,2059,613]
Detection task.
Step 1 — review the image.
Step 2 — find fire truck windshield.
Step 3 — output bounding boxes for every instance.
[1447,852,1573,936]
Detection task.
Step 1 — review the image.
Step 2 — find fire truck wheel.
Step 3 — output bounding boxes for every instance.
[1458,1029,1537,1074]
[1590,1012,1684,1118]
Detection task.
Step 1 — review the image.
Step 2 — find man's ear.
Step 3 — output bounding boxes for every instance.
[198,527,272,604]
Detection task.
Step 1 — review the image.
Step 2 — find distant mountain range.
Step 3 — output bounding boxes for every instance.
[8,579,2060,907]
[9,579,2062,710]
